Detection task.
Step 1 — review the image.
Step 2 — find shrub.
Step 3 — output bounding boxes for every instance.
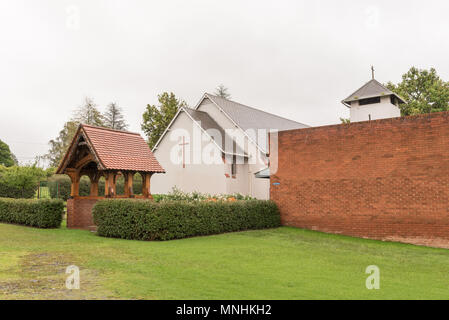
[93,199,281,241]
[0,198,64,228]
[152,186,255,202]
[0,165,46,199]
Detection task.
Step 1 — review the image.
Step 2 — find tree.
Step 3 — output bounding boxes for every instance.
[0,165,46,198]
[141,92,187,149]
[386,67,449,116]
[103,102,129,130]
[0,139,16,167]
[72,97,104,126]
[45,97,105,167]
[44,121,78,167]
[215,84,231,99]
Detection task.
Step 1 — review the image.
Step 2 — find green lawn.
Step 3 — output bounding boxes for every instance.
[1,222,449,300]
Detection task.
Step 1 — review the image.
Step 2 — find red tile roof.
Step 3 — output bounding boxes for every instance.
[80,124,165,173]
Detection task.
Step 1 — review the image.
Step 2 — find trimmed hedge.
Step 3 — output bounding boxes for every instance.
[93,199,281,241]
[0,198,64,228]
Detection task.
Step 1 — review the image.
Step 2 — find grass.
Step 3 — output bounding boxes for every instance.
[1,222,449,299]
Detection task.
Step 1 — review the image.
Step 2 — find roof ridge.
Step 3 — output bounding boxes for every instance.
[343,79,393,101]
[374,79,394,93]
[81,123,140,135]
[205,93,308,126]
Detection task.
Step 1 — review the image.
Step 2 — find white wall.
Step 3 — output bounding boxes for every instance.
[198,98,270,199]
[151,111,227,195]
[350,96,401,122]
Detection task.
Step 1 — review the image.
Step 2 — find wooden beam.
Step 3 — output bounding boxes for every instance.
[75,154,95,170]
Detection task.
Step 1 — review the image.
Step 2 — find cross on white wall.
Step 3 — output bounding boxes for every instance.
[179,136,189,168]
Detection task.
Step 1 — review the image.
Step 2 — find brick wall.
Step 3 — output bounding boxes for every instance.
[67,198,99,229]
[270,112,449,243]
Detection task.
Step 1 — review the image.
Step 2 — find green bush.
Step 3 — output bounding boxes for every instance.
[93,199,281,241]
[0,165,46,199]
[152,186,255,202]
[0,198,64,228]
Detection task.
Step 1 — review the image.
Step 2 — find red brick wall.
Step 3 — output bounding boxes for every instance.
[270,112,449,242]
[67,198,99,229]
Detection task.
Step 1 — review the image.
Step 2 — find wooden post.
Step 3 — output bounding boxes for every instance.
[88,172,101,197]
[104,171,116,197]
[124,172,134,198]
[67,170,80,198]
[142,172,153,198]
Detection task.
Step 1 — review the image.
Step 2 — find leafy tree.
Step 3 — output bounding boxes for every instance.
[386,67,449,116]
[215,84,231,99]
[72,97,104,126]
[103,102,129,130]
[141,92,187,149]
[0,139,16,167]
[0,165,46,198]
[44,121,78,167]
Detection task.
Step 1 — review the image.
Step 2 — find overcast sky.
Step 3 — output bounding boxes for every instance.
[1,0,448,165]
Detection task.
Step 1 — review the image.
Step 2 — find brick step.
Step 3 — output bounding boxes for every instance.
[87,225,98,232]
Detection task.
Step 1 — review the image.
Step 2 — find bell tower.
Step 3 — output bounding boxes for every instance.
[342,67,406,122]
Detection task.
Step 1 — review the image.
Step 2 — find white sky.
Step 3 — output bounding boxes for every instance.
[0,0,448,165]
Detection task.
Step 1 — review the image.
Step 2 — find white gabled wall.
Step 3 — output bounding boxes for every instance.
[151,111,227,195]
[197,97,270,200]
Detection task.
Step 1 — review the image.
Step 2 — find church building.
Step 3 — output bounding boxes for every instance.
[151,93,308,199]
[151,71,406,199]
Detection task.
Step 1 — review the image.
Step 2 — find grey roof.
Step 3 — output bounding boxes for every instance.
[184,108,246,156]
[204,93,310,132]
[254,167,270,179]
[342,79,406,107]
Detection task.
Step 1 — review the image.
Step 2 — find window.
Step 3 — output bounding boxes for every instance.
[359,97,381,106]
[390,96,398,105]
[231,163,237,176]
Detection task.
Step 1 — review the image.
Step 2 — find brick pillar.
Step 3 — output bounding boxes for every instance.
[66,198,99,229]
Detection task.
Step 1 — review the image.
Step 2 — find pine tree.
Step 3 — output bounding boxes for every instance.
[215,84,231,99]
[103,102,129,130]
[72,97,104,126]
